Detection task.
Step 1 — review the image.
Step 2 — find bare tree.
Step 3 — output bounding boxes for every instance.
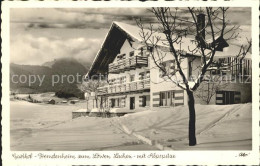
[137,7,251,146]
[195,74,227,104]
[78,80,107,110]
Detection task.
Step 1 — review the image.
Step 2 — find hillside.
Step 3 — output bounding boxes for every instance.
[10,58,88,98]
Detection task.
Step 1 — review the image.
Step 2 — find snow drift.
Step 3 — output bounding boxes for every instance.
[11,100,252,150]
[118,103,252,150]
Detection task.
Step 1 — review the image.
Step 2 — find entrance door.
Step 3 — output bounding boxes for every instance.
[130,97,135,110]
[111,99,115,108]
[142,96,146,107]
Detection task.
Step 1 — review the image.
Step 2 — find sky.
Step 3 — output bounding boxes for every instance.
[10,7,251,67]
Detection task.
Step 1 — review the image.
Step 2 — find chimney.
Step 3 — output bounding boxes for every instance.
[196,13,205,41]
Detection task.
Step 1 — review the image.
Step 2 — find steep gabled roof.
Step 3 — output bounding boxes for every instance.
[87,22,140,77]
[87,21,193,77]
[113,21,144,42]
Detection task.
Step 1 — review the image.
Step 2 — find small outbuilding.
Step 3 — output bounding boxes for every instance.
[48,99,56,104]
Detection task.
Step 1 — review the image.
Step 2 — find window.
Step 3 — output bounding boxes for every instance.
[117,55,121,61]
[159,60,175,77]
[216,91,240,105]
[243,59,251,76]
[110,99,115,108]
[139,72,145,80]
[121,54,126,59]
[130,75,135,82]
[110,98,125,108]
[120,76,126,84]
[159,92,166,106]
[140,95,150,107]
[129,51,134,57]
[159,91,175,106]
[171,91,175,106]
[139,71,150,80]
[117,54,125,61]
[109,79,116,85]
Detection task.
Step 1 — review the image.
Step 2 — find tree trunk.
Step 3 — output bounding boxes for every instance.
[187,90,197,146]
[87,99,88,110]
[95,96,98,109]
[206,82,210,105]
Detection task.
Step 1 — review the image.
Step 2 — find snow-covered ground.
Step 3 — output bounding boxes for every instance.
[11,100,81,149]
[10,100,155,150]
[118,104,252,150]
[10,100,251,150]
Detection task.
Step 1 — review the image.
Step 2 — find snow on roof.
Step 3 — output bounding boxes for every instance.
[214,45,251,59]
[114,21,193,51]
[115,21,251,60]
[109,108,135,113]
[87,21,251,76]
[113,21,143,41]
[73,109,88,113]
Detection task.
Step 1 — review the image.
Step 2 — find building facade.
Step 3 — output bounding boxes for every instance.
[87,21,252,112]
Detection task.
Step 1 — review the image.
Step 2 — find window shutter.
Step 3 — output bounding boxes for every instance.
[146,72,150,79]
[121,98,125,107]
[109,99,112,107]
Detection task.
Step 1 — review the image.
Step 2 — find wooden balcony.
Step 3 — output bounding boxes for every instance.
[97,78,150,95]
[109,56,148,74]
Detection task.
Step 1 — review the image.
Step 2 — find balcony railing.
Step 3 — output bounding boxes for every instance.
[109,56,148,73]
[97,78,150,95]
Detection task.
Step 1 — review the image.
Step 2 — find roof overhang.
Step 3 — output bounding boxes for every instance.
[86,22,140,78]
